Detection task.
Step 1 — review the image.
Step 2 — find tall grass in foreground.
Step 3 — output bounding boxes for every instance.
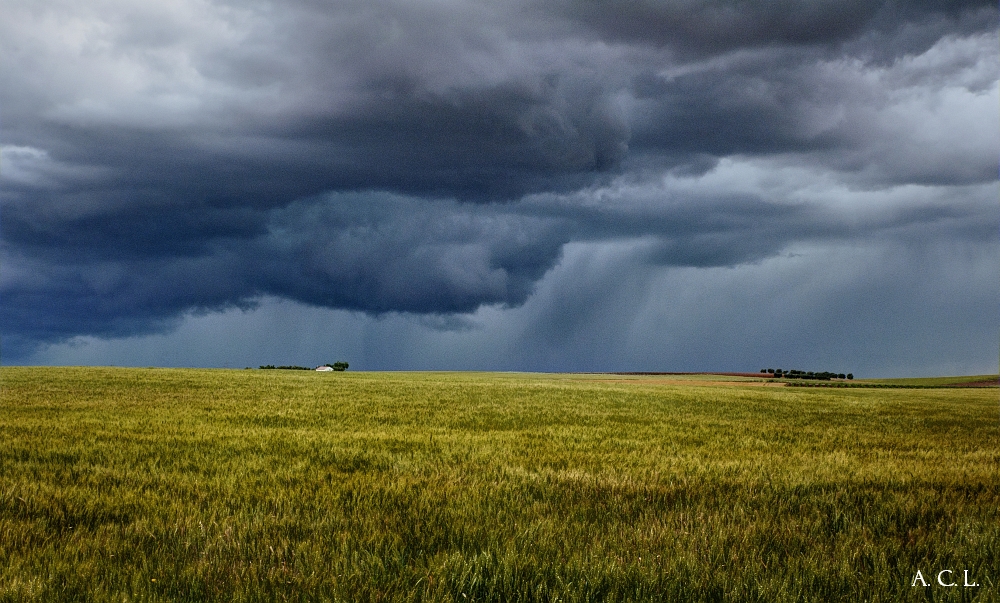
[0,367,997,602]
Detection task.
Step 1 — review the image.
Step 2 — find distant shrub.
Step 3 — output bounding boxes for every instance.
[766,368,852,381]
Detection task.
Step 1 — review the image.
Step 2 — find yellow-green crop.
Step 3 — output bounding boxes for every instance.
[1,367,997,602]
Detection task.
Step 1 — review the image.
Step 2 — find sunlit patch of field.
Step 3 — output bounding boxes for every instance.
[860,375,999,387]
[576,377,781,387]
[1,367,997,602]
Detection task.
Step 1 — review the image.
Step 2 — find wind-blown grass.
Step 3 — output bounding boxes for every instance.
[1,367,997,602]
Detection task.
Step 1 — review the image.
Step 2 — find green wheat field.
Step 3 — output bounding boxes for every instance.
[1,367,997,602]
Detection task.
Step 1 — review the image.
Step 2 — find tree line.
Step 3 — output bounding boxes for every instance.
[258,362,349,371]
[760,368,852,380]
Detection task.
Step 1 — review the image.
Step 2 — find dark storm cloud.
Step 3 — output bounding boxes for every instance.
[5,178,994,358]
[551,0,996,56]
[1,0,997,359]
[275,80,630,199]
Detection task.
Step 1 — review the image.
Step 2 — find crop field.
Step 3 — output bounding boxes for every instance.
[1,367,998,602]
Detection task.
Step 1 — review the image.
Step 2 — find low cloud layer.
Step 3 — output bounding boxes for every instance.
[2,0,997,372]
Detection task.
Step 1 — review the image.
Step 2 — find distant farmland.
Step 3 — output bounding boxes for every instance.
[1,367,997,602]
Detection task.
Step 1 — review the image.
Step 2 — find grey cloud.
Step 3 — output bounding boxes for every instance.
[624,28,998,185]
[0,192,566,357]
[626,52,844,157]
[5,176,994,359]
[515,236,1000,375]
[277,78,631,199]
[256,194,568,313]
[554,0,884,53]
[20,233,999,377]
[5,0,993,211]
[548,0,996,57]
[1,0,997,364]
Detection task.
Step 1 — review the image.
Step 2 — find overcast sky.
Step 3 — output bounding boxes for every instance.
[2,0,997,376]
